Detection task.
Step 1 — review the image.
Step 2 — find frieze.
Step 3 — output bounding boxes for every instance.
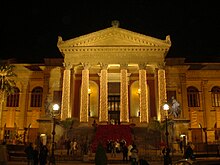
[64,52,164,66]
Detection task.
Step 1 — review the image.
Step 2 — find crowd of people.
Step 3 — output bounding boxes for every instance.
[105,139,141,164]
[24,142,49,165]
[64,138,79,155]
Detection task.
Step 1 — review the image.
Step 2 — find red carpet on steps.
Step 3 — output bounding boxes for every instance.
[90,125,132,152]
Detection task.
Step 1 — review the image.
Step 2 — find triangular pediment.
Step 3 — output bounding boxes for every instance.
[57,27,171,48]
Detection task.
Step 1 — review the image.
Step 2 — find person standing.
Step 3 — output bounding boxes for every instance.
[184,142,194,159]
[122,144,128,161]
[25,142,34,165]
[130,144,139,165]
[39,145,49,165]
[179,140,183,153]
[162,147,172,165]
[0,142,8,165]
[72,139,78,155]
[110,140,116,157]
[33,146,39,165]
[127,144,133,161]
[66,138,71,155]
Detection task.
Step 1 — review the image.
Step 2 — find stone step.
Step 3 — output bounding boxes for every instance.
[88,152,125,161]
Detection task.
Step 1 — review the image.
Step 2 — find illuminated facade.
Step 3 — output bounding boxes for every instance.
[1,23,220,147]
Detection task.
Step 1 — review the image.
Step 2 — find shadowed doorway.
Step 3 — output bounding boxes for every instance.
[108,82,120,124]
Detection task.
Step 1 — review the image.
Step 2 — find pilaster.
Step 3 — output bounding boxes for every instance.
[180,74,188,119]
[201,80,208,128]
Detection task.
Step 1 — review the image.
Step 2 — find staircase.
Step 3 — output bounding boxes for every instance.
[91,125,132,152]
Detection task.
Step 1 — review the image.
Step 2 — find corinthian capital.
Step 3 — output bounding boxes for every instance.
[120,63,128,69]
[81,62,91,70]
[99,63,108,70]
[157,62,165,69]
[138,63,147,70]
[63,62,72,70]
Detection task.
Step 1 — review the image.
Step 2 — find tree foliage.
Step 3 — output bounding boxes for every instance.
[0,65,16,92]
[59,118,73,129]
[147,119,174,132]
[59,117,79,129]
[0,64,17,100]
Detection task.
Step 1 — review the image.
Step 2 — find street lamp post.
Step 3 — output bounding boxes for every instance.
[163,103,171,165]
[50,103,60,165]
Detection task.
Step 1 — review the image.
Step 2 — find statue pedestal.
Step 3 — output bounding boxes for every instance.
[170,118,190,153]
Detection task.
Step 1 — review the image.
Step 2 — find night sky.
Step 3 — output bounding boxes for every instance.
[0,1,220,63]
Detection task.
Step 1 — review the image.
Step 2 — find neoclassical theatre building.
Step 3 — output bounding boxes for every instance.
[1,22,220,148]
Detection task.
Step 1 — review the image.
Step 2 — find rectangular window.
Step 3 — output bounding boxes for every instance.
[187,92,200,107]
[31,93,42,107]
[6,93,19,107]
[212,93,220,107]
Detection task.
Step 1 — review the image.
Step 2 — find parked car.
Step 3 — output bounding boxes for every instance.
[173,158,220,165]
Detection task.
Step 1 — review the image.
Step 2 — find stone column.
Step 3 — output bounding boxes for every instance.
[21,82,29,128]
[120,63,129,123]
[80,63,90,123]
[99,63,108,123]
[138,63,149,123]
[158,67,167,121]
[61,63,72,120]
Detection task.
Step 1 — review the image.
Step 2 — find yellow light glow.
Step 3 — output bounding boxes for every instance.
[163,103,169,111]
[53,104,60,111]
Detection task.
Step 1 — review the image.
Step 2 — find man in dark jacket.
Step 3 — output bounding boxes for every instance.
[25,143,34,165]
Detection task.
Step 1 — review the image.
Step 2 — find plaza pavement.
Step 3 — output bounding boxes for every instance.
[7,160,163,165]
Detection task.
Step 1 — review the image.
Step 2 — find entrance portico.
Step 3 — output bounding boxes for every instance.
[57,22,171,124]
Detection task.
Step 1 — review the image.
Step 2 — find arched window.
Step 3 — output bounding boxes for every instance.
[187,86,200,107]
[211,86,220,107]
[6,87,20,107]
[31,87,43,107]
